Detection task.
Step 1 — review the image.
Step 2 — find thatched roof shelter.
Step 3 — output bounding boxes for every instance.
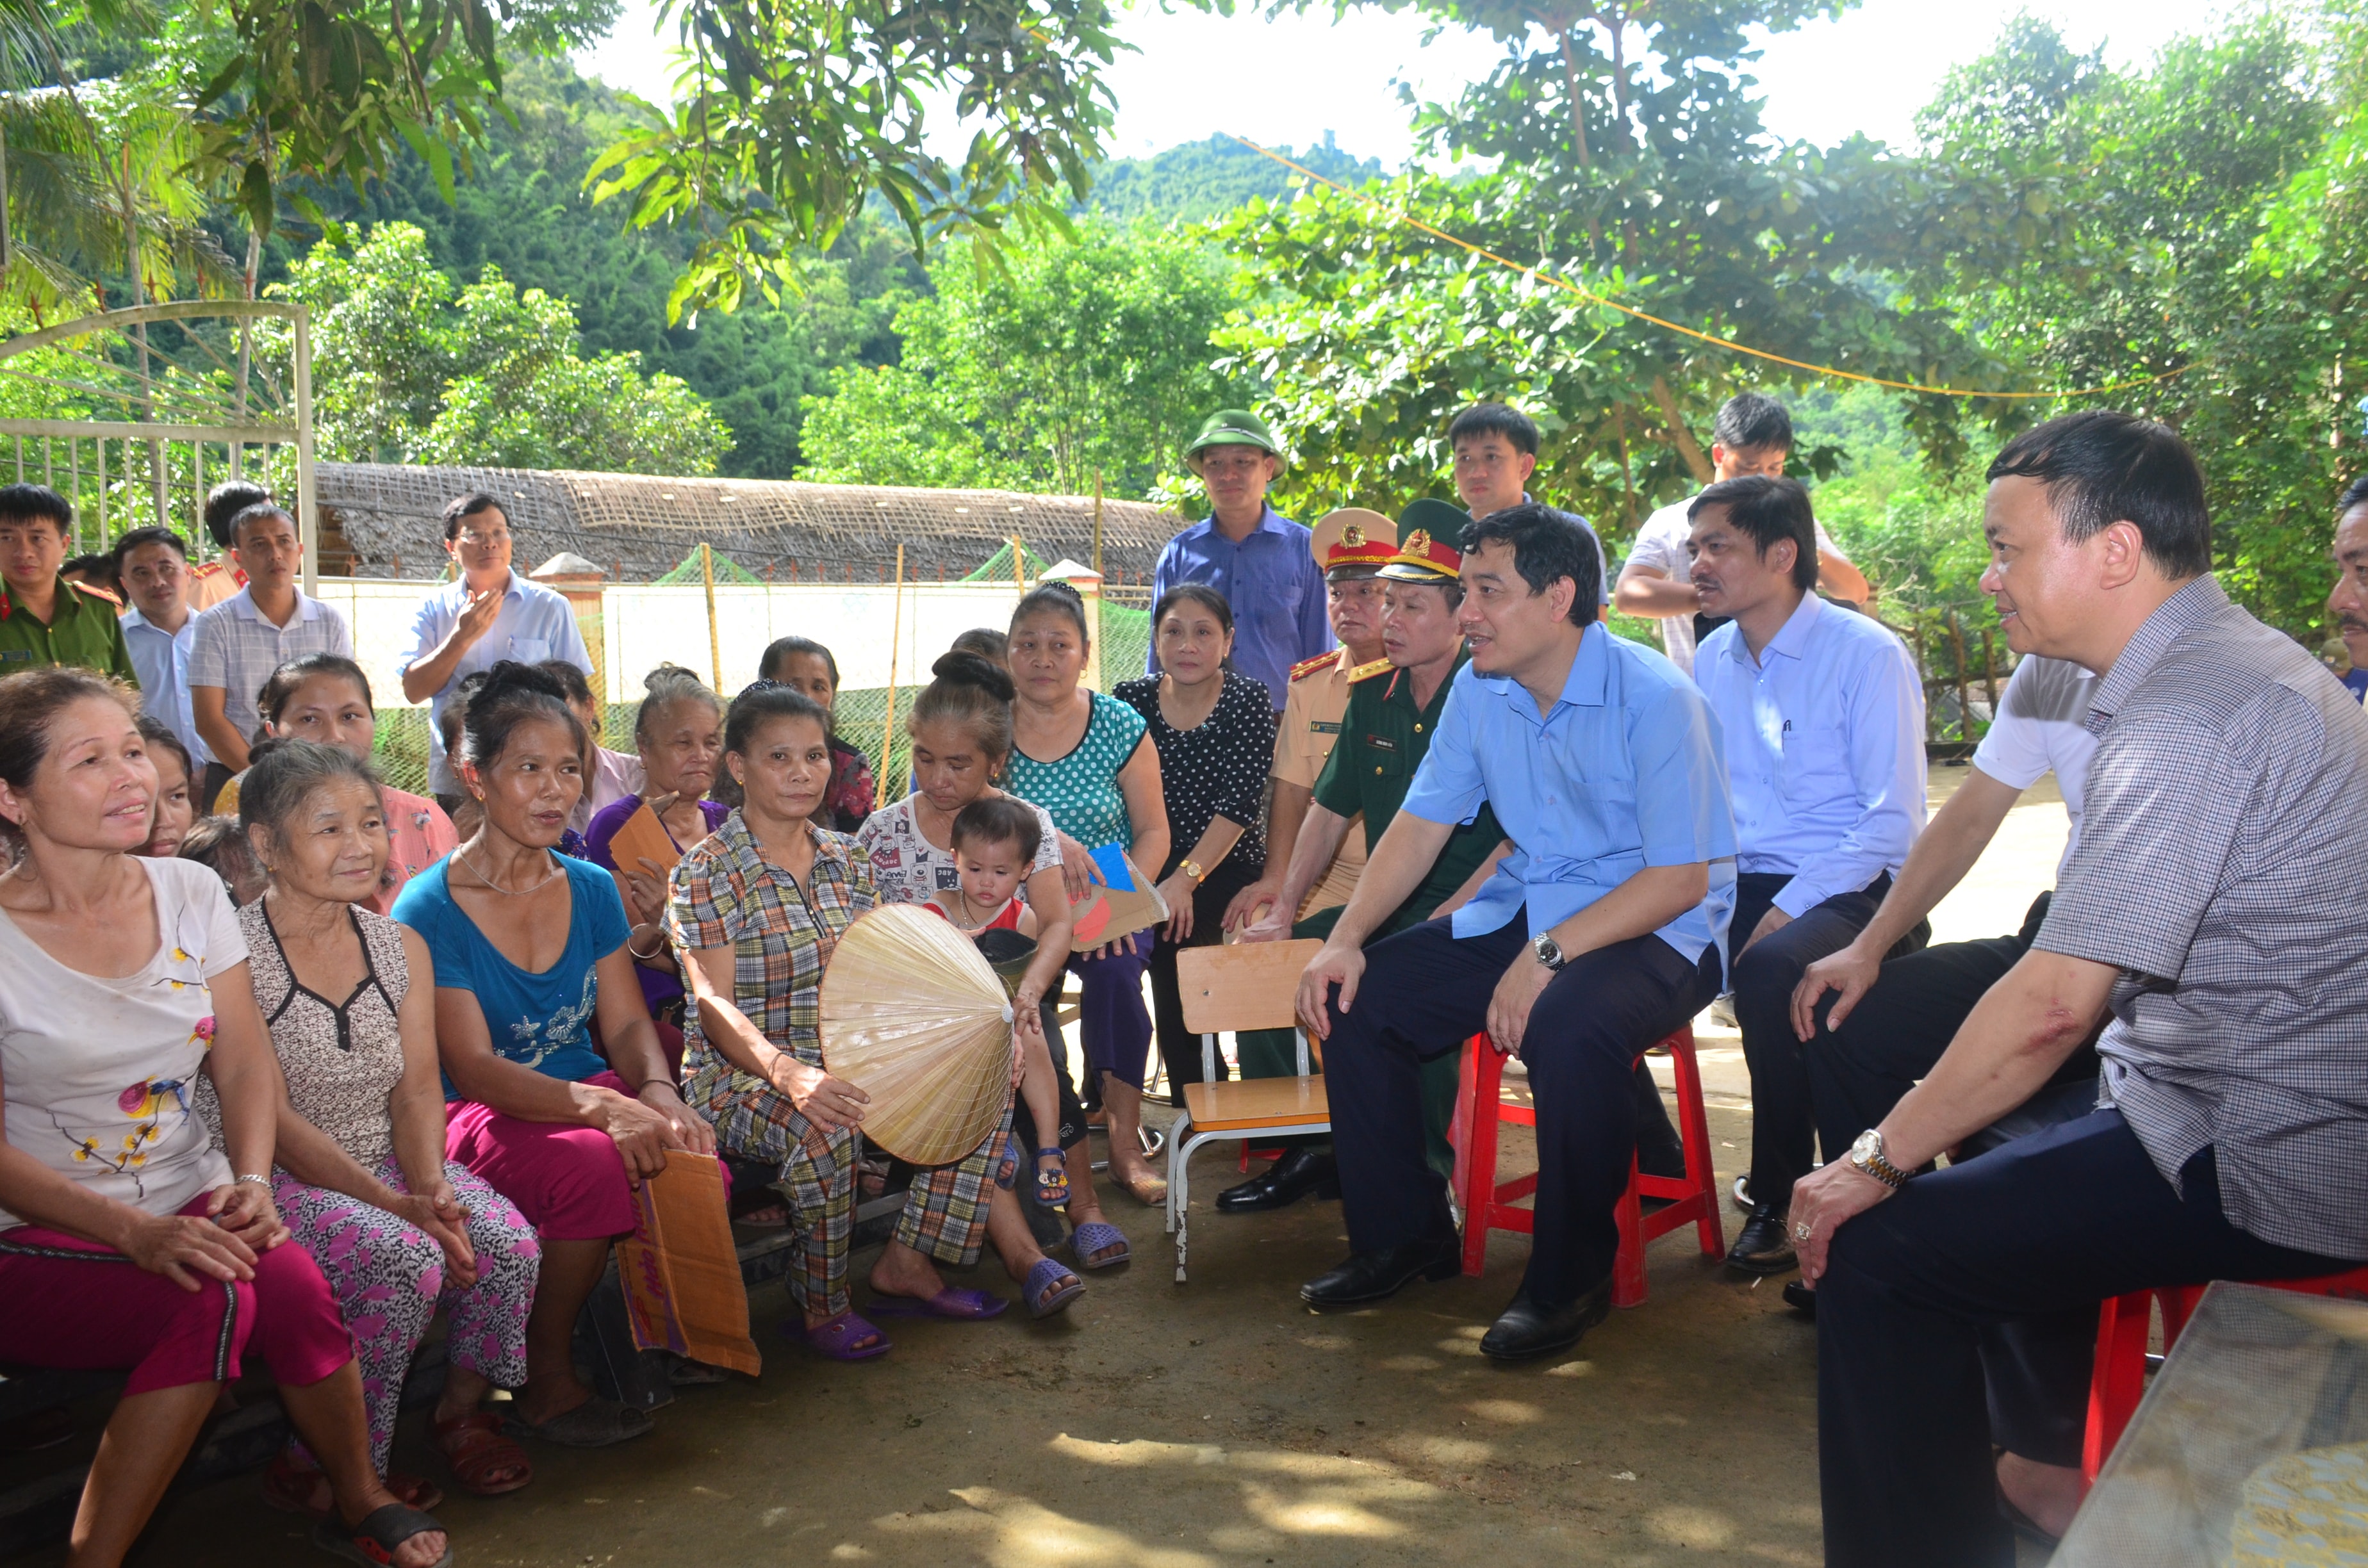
[314,462,1182,585]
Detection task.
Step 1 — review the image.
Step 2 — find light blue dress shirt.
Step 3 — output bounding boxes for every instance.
[403,571,593,793]
[1693,592,1926,919]
[1401,622,1738,969]
[120,605,213,767]
[1149,505,1332,710]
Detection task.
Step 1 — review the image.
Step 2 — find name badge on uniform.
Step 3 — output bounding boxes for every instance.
[1364,734,1399,753]
[0,649,27,662]
[1310,720,1341,735]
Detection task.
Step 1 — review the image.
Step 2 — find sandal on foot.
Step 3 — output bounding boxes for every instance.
[1034,1149,1071,1207]
[505,1394,652,1448]
[1071,1220,1131,1270]
[867,1287,1008,1321]
[432,1410,532,1497]
[793,1310,891,1360]
[311,1503,452,1568]
[1025,1257,1085,1318]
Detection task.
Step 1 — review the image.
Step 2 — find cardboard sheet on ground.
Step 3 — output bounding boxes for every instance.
[607,797,686,880]
[1067,846,1169,951]
[617,1151,761,1376]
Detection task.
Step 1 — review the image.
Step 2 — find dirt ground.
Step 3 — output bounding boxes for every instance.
[129,765,2068,1568]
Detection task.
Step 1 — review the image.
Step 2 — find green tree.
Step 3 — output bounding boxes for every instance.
[797,217,1232,496]
[1909,6,2362,642]
[265,218,730,473]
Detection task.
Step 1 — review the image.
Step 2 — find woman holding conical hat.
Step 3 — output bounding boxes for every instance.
[670,681,1046,1360]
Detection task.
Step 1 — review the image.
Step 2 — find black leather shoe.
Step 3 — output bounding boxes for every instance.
[1781,1280,1818,1318]
[1725,1201,1798,1275]
[1636,1137,1688,1180]
[1299,1236,1461,1307]
[1480,1278,1613,1361]
[1217,1149,1340,1213]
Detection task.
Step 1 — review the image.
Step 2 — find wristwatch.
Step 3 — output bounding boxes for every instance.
[1848,1128,1911,1190]
[1179,858,1206,883]
[1532,933,1565,971]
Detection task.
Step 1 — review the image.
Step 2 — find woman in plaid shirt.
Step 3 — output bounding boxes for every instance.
[669,682,1019,1360]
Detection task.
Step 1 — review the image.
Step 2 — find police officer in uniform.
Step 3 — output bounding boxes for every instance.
[1215,508,1396,1212]
[0,484,136,682]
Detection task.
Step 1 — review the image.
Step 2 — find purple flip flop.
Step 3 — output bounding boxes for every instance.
[866,1287,1009,1321]
[1025,1258,1085,1319]
[790,1310,891,1360]
[1071,1220,1130,1271]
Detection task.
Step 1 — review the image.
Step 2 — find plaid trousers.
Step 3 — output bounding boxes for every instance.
[699,1065,1008,1317]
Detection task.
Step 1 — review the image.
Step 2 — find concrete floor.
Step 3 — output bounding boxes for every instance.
[122,766,2071,1567]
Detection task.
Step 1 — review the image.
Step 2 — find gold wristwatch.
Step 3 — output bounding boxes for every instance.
[1848,1128,1911,1189]
[1179,858,1206,883]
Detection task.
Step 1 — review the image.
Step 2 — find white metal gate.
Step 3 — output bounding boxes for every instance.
[0,299,318,591]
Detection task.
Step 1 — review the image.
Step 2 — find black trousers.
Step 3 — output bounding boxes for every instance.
[1818,1110,2359,1568]
[1147,863,1257,1104]
[1730,871,1890,1210]
[1324,911,1719,1305]
[1799,890,2103,1465]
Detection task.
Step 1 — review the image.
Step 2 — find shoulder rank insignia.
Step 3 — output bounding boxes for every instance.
[1345,657,1394,683]
[1290,649,1342,681]
[70,580,123,608]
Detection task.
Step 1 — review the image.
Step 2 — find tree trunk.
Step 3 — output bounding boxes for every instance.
[1649,375,1712,484]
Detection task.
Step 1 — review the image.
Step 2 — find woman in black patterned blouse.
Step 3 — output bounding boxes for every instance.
[1115,585,1277,1102]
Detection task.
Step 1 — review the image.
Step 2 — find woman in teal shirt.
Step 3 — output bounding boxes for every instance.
[1002,583,1172,1207]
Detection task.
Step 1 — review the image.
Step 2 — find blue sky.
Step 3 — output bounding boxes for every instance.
[576,0,2235,164]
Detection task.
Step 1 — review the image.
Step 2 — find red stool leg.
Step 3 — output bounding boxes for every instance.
[2084,1291,2154,1480]
[1666,1027,1725,1259]
[1459,1036,1501,1278]
[1613,1154,1648,1308]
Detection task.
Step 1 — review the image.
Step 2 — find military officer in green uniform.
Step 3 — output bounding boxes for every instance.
[0,485,136,682]
[1222,500,1508,1209]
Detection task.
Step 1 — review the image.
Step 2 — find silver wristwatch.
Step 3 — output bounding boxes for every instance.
[1848,1128,1910,1190]
[1533,933,1565,971]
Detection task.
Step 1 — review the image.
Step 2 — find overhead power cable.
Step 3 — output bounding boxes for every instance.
[1225,133,2194,403]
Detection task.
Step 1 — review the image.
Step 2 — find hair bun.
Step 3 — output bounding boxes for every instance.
[473,660,567,707]
[930,650,1015,703]
[644,662,703,696]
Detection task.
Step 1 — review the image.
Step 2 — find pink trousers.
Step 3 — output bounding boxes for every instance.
[0,1194,352,1396]
[445,1070,641,1241]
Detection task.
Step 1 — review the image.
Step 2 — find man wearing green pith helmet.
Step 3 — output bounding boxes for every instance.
[1151,410,1333,712]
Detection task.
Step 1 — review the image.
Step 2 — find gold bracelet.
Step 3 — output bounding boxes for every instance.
[626,926,668,961]
[1179,858,1205,883]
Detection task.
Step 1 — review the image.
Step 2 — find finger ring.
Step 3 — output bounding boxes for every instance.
[1792,1221,1813,1242]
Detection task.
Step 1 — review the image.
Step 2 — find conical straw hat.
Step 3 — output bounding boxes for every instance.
[821,904,1015,1166]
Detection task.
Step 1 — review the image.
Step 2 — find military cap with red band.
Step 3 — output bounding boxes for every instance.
[1376,497,1469,582]
[1308,508,1399,580]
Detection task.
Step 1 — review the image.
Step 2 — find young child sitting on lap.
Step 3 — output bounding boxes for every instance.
[927,797,1067,1208]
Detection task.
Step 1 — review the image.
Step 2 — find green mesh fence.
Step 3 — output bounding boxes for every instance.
[651,548,765,586]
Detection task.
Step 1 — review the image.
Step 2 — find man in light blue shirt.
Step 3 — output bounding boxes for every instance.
[1292,504,1736,1362]
[1685,474,1925,1277]
[1149,410,1332,710]
[400,491,593,798]
[113,525,213,771]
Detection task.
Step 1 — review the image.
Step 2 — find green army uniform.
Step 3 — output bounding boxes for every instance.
[0,579,138,683]
[1238,648,1505,1176]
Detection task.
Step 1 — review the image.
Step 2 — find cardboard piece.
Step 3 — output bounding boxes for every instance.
[1067,847,1170,952]
[616,1150,761,1377]
[607,798,685,880]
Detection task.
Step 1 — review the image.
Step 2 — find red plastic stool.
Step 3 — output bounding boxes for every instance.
[2083,1264,2368,1479]
[1449,1025,1725,1307]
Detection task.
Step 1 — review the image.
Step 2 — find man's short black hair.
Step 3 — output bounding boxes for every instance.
[1446,402,1541,458]
[1689,475,1819,591]
[227,502,296,548]
[112,526,188,575]
[2340,473,2368,516]
[1459,503,1601,626]
[1712,392,1793,455]
[1986,411,2211,578]
[62,552,117,590]
[0,484,73,534]
[202,480,270,551]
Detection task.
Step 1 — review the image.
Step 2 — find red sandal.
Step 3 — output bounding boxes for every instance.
[431,1410,533,1496]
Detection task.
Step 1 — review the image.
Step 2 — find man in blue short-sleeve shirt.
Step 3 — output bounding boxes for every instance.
[1150,411,1331,710]
[1293,503,1737,1362]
